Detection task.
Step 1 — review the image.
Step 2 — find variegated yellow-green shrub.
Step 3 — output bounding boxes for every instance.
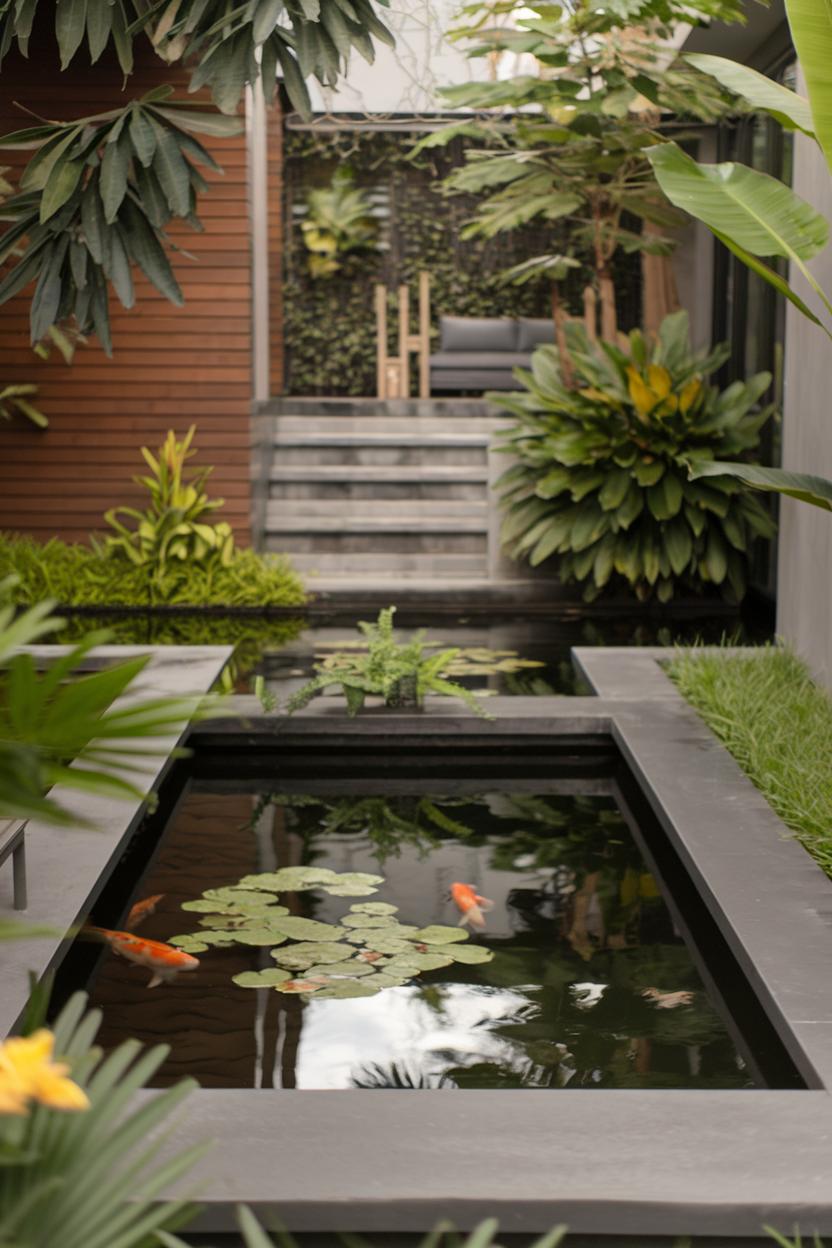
[493,311,776,603]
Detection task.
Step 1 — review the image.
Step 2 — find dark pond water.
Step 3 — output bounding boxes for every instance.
[55,603,771,698]
[61,765,780,1092]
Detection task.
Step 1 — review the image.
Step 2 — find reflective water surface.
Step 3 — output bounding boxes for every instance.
[75,780,760,1091]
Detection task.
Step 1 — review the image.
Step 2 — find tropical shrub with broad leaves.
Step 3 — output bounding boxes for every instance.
[0,581,209,825]
[98,425,235,589]
[0,0,393,354]
[645,0,832,511]
[0,993,202,1248]
[0,93,243,352]
[301,166,378,278]
[287,606,494,718]
[0,0,394,118]
[494,311,776,602]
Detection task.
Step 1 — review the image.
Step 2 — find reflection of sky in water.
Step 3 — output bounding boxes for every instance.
[295,984,544,1089]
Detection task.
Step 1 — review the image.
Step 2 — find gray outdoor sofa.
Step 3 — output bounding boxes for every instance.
[429,315,555,392]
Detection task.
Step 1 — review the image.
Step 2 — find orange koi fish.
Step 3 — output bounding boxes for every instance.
[450,882,494,932]
[86,927,199,989]
[126,894,164,929]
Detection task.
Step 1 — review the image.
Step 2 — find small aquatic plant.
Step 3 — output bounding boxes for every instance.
[286,607,494,718]
[170,866,494,999]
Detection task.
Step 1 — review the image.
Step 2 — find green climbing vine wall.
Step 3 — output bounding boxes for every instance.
[282,128,642,397]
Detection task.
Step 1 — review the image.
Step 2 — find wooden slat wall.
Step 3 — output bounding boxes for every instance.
[0,34,254,542]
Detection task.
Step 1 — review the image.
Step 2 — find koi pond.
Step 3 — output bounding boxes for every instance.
[52,745,800,1093]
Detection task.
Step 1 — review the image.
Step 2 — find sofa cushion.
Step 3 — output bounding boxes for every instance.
[517,317,555,351]
[430,351,531,370]
[439,316,519,353]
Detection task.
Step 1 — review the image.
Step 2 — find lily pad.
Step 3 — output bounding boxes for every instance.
[367,972,411,989]
[305,959,377,979]
[383,951,454,972]
[239,867,339,892]
[446,944,494,965]
[355,934,416,955]
[230,929,289,946]
[274,941,354,969]
[278,978,328,993]
[341,914,397,929]
[313,979,380,999]
[232,968,292,988]
[202,888,278,907]
[170,930,236,948]
[268,916,346,942]
[168,937,209,952]
[409,926,469,945]
[350,902,399,916]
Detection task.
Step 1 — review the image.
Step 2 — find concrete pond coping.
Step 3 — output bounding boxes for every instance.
[2,643,831,1239]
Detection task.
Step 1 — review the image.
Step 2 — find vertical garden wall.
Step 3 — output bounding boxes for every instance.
[281,126,642,397]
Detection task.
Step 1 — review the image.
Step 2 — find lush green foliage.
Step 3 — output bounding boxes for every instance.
[99,425,234,583]
[669,646,832,877]
[646,0,832,511]
[287,607,493,717]
[421,0,736,329]
[282,129,640,395]
[301,166,378,278]
[0,0,394,117]
[0,531,306,609]
[494,311,776,602]
[0,585,210,825]
[0,94,243,351]
[0,992,201,1248]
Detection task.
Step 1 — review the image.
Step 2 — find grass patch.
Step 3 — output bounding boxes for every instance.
[0,532,307,610]
[668,645,832,878]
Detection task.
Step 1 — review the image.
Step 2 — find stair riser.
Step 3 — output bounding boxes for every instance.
[268,533,488,555]
[262,399,496,418]
[270,481,488,501]
[275,446,488,467]
[269,551,490,577]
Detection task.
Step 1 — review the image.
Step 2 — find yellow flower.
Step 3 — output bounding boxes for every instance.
[679,377,702,414]
[0,1030,89,1116]
[646,364,672,400]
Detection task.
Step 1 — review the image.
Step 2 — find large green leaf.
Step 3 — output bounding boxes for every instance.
[686,54,815,136]
[786,0,832,172]
[646,141,828,261]
[691,459,832,512]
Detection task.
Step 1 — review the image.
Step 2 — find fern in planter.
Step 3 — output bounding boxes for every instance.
[287,607,492,718]
[494,311,776,603]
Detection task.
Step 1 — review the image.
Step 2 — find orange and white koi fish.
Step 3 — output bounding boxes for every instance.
[450,882,494,931]
[86,927,199,989]
[641,987,694,1010]
[126,894,164,929]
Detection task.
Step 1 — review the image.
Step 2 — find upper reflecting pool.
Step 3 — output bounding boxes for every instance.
[55,761,788,1091]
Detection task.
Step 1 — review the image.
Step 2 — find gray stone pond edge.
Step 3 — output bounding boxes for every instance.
[3,643,831,1237]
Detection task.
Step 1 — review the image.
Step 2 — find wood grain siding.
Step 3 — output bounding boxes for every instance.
[267,99,285,394]
[0,35,254,543]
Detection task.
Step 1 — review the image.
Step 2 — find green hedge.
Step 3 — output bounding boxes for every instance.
[669,646,832,877]
[0,533,307,610]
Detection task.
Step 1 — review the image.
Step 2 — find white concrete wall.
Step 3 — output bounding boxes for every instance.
[777,101,832,681]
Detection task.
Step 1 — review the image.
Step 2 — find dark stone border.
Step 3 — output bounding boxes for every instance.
[5,644,832,1237]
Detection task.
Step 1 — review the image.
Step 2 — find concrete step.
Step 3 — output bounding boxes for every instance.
[268,531,487,555]
[260,397,496,418]
[265,510,487,532]
[275,444,488,467]
[274,432,492,448]
[271,480,487,501]
[273,416,501,438]
[270,551,491,578]
[269,464,489,483]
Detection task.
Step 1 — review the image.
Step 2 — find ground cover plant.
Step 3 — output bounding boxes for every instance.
[669,646,832,877]
[287,606,493,717]
[494,311,776,601]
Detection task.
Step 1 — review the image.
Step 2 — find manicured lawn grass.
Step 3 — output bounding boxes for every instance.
[668,646,832,878]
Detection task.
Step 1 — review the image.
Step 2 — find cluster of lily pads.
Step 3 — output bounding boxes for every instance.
[170,866,493,999]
